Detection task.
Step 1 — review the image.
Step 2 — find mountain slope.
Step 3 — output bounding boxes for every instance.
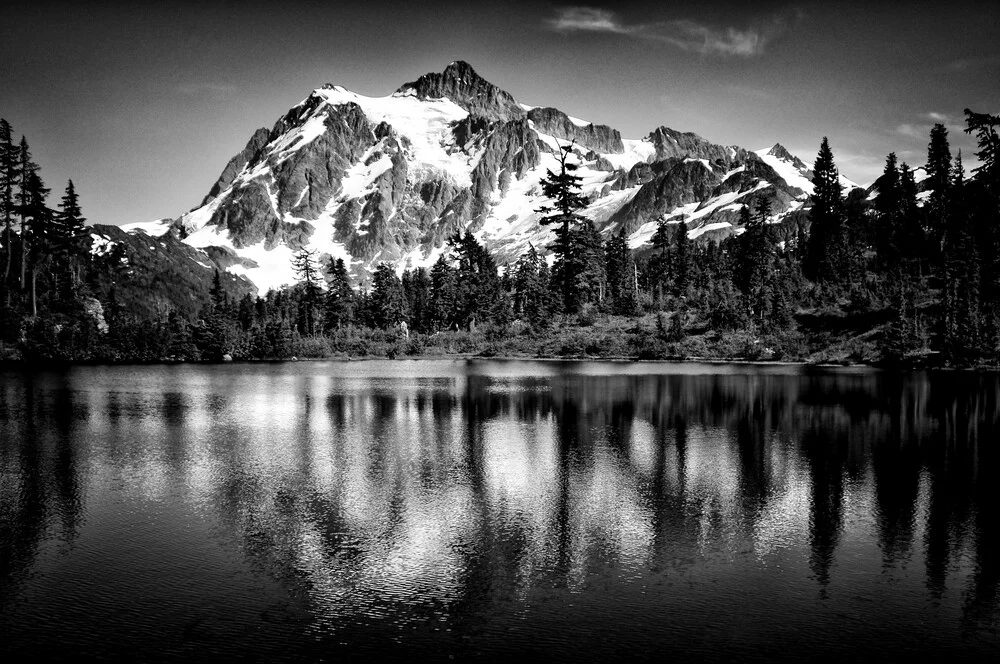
[118,61,851,293]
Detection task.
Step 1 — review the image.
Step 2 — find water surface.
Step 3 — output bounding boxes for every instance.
[1,361,997,661]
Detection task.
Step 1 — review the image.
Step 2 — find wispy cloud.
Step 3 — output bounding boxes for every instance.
[926,112,950,123]
[896,123,925,140]
[544,6,801,58]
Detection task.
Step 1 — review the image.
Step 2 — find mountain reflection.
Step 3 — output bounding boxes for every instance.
[1,362,998,657]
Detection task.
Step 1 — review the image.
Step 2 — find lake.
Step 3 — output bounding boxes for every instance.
[1,360,997,661]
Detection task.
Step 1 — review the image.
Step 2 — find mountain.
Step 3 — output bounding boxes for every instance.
[104,61,856,295]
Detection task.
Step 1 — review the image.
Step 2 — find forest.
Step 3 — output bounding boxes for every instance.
[1,109,999,366]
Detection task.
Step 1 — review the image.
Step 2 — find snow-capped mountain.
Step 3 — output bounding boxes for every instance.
[112,61,852,294]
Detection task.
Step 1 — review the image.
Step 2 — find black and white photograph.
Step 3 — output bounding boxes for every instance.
[2,0,999,660]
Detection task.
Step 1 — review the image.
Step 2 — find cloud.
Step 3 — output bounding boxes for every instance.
[926,112,950,123]
[546,7,630,34]
[896,123,926,140]
[544,6,800,57]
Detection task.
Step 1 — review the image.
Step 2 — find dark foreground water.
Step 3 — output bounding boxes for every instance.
[1,361,998,662]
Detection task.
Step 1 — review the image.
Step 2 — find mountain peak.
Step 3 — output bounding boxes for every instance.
[395,61,525,121]
[764,143,809,172]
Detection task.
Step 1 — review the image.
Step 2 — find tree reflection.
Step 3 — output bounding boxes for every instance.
[1,363,999,652]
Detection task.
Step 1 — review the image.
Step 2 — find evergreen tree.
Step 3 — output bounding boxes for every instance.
[537,142,588,311]
[429,254,458,329]
[0,119,17,298]
[21,169,53,317]
[17,136,39,293]
[925,123,952,249]
[370,262,406,329]
[324,257,355,330]
[674,218,690,297]
[291,248,323,334]
[963,108,1000,192]
[805,137,844,283]
[513,245,553,326]
[52,180,89,297]
[735,201,776,325]
[649,217,673,304]
[408,267,432,332]
[563,220,605,311]
[604,231,637,315]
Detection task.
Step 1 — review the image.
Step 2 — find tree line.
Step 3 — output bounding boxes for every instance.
[2,110,999,365]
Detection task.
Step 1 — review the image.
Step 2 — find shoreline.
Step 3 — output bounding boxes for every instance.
[3,354,997,373]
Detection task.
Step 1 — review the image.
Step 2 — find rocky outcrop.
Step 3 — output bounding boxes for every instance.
[765,143,811,175]
[527,107,624,154]
[271,102,376,218]
[648,127,747,167]
[202,127,272,205]
[397,61,525,122]
[610,160,724,235]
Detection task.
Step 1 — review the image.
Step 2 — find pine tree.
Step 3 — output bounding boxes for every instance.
[735,201,776,325]
[430,254,458,330]
[674,218,690,297]
[604,231,637,315]
[0,119,17,298]
[925,124,952,249]
[291,248,323,334]
[537,142,588,311]
[649,217,673,304]
[513,245,553,326]
[563,220,605,311]
[21,169,52,317]
[805,137,844,283]
[17,136,39,293]
[963,108,1000,192]
[324,257,354,330]
[370,262,406,329]
[53,179,88,298]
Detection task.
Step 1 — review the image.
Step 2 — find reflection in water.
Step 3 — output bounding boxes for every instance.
[1,362,998,660]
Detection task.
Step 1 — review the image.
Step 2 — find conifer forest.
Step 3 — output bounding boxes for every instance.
[1,111,999,367]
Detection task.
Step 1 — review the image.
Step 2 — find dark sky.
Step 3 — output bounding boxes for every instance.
[3,0,998,226]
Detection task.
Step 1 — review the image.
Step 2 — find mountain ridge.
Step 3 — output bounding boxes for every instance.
[110,62,848,294]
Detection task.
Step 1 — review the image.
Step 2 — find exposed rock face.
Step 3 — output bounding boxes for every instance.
[611,160,724,235]
[125,62,844,296]
[397,61,525,122]
[527,107,624,154]
[82,297,108,334]
[202,127,272,205]
[648,127,747,166]
[766,143,811,174]
[88,224,255,319]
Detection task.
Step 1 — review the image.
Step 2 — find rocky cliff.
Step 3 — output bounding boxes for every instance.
[121,62,846,294]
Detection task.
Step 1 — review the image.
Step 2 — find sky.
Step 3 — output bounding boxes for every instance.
[3,0,998,226]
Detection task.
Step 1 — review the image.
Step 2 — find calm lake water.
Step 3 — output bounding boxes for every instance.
[1,360,998,661]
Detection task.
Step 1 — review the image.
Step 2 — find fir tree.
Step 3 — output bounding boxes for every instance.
[963,108,1000,192]
[925,123,952,248]
[21,169,52,317]
[430,254,458,330]
[604,231,637,315]
[537,142,588,311]
[291,248,323,334]
[0,119,17,297]
[805,137,844,283]
[674,218,690,297]
[324,257,354,330]
[370,262,406,329]
[513,245,553,326]
[52,180,88,299]
[17,136,39,292]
